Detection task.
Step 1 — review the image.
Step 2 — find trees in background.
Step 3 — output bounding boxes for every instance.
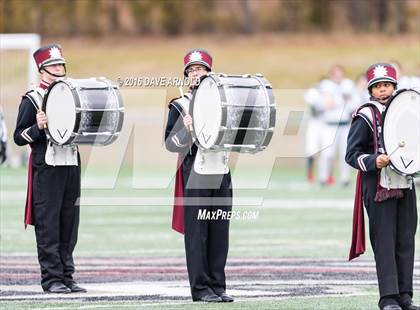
[0,0,416,37]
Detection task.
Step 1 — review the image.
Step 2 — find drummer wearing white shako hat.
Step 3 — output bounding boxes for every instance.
[164,48,234,303]
[346,63,418,310]
[13,44,86,294]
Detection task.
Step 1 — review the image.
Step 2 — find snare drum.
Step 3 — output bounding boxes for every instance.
[382,89,420,177]
[190,73,276,153]
[42,78,124,145]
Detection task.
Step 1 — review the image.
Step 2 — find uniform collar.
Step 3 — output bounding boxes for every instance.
[368,98,387,113]
[39,80,50,90]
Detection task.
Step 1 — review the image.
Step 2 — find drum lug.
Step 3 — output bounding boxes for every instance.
[216,82,223,87]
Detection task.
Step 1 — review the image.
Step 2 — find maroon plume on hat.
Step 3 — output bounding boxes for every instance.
[183,48,212,76]
[33,44,66,72]
[366,63,397,88]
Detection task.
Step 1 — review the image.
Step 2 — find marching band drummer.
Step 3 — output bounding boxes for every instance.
[346,63,418,310]
[164,49,234,303]
[13,44,86,294]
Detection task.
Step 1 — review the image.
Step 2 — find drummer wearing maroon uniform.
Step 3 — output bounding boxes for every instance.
[164,49,233,303]
[346,63,418,310]
[14,44,85,294]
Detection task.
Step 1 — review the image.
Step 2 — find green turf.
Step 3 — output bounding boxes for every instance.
[4,292,420,310]
[1,166,418,257]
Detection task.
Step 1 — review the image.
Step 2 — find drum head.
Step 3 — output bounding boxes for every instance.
[383,89,420,176]
[44,81,77,145]
[192,76,222,149]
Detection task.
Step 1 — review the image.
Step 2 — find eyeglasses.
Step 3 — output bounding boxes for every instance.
[186,66,206,74]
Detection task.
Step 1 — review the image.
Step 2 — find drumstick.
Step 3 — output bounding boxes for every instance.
[178,86,184,97]
[178,86,193,132]
[39,110,47,129]
[388,140,405,158]
[28,97,48,129]
[36,108,48,129]
[188,119,193,132]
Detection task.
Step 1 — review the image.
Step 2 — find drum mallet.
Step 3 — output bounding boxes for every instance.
[178,86,193,132]
[36,108,48,130]
[29,98,48,129]
[388,140,405,158]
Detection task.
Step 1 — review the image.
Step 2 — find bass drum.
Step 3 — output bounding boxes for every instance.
[382,89,420,176]
[42,77,124,146]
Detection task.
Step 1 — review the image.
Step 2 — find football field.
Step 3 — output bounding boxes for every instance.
[1,33,420,309]
[1,166,419,309]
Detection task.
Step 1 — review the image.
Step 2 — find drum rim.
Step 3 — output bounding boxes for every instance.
[252,75,276,151]
[97,77,124,146]
[382,88,420,176]
[190,73,226,151]
[42,79,80,145]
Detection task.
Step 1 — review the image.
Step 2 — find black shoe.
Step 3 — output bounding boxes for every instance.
[217,292,234,302]
[194,293,222,302]
[399,294,420,310]
[66,282,87,293]
[381,296,402,310]
[400,301,420,310]
[382,305,402,310]
[44,282,71,294]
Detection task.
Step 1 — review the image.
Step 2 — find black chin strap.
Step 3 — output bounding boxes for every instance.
[42,65,66,78]
[370,95,391,103]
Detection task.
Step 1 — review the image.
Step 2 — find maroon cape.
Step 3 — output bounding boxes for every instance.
[172,156,185,234]
[24,153,33,228]
[348,171,365,260]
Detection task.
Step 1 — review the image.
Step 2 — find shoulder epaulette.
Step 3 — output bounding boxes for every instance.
[352,101,383,131]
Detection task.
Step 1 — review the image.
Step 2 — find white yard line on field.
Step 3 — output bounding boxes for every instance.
[1,191,352,208]
[0,279,380,301]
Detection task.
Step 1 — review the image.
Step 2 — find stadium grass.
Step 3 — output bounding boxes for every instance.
[2,166,353,257]
[2,166,418,257]
[3,292,420,310]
